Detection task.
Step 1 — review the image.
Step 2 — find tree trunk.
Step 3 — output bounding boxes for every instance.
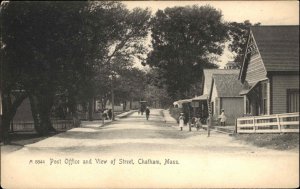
[123,101,127,111]
[29,94,56,136]
[88,98,94,121]
[130,98,132,110]
[69,96,80,127]
[1,91,27,144]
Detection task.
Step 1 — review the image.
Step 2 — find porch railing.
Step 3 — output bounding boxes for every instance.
[236,112,299,133]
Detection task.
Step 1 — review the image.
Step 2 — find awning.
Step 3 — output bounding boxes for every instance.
[239,81,260,95]
[191,94,208,101]
[173,99,192,108]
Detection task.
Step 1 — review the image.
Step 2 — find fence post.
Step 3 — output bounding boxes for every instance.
[276,114,281,133]
[253,117,256,133]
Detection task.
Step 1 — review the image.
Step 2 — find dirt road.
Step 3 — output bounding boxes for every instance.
[1,109,299,188]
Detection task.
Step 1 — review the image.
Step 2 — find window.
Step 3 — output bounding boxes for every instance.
[287,89,299,113]
[246,96,251,114]
[261,82,268,115]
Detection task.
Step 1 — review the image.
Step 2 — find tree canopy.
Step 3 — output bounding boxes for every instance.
[144,5,228,100]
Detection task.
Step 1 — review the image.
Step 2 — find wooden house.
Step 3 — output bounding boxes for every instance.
[191,69,240,120]
[173,69,244,124]
[209,74,244,124]
[239,26,299,116]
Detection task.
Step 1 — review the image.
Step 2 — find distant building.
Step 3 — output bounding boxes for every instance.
[239,26,299,115]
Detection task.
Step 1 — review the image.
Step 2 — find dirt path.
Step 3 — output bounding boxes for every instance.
[1,109,299,188]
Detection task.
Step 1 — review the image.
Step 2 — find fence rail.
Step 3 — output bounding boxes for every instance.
[10,119,75,132]
[237,112,299,133]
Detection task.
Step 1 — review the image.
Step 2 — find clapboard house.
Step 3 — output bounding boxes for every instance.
[185,69,240,123]
[209,74,244,124]
[239,26,299,115]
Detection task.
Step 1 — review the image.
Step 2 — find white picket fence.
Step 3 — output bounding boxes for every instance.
[237,112,299,133]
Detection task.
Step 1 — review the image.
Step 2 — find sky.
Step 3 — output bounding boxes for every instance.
[123,1,299,68]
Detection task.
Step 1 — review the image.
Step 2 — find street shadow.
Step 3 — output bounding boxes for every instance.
[54,127,195,140]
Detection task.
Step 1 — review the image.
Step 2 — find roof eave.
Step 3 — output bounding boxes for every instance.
[239,28,252,83]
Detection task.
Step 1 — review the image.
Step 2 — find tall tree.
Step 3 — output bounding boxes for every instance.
[86,3,151,119]
[1,1,91,138]
[1,1,151,141]
[145,5,228,100]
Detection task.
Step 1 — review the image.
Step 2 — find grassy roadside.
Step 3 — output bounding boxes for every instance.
[233,133,299,151]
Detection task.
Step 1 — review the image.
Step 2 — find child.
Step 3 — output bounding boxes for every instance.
[219,109,227,126]
[179,113,185,131]
[195,117,202,131]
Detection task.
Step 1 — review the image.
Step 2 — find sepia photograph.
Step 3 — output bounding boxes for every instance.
[0,1,299,188]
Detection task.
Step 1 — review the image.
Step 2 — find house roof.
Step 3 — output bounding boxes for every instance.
[212,74,244,97]
[191,94,208,101]
[203,69,240,95]
[251,26,299,72]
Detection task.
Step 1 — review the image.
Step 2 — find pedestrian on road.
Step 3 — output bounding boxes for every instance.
[145,107,150,120]
[179,113,185,131]
[108,109,112,120]
[195,117,202,131]
[103,109,108,120]
[219,109,227,126]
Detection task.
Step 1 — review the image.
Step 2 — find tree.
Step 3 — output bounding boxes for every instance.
[1,1,91,139]
[113,68,147,110]
[1,1,151,141]
[227,20,260,66]
[85,3,151,119]
[144,5,228,100]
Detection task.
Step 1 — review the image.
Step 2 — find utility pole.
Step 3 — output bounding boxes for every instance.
[101,98,104,125]
[111,74,115,121]
[188,104,192,132]
[207,97,211,137]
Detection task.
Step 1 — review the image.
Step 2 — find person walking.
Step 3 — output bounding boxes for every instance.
[219,109,227,126]
[195,117,202,131]
[145,107,150,120]
[178,113,185,131]
[103,109,108,120]
[108,109,112,120]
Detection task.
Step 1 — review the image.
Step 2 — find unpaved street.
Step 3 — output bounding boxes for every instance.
[1,109,299,188]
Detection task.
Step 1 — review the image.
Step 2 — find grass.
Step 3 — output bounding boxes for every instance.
[233,133,299,151]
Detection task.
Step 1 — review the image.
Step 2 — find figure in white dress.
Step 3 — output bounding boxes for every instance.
[219,109,227,126]
[179,113,185,131]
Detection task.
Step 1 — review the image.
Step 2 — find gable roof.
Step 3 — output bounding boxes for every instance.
[250,25,299,72]
[203,69,240,95]
[212,74,244,97]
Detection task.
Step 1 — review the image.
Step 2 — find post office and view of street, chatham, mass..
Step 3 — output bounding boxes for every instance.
[0,1,299,188]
